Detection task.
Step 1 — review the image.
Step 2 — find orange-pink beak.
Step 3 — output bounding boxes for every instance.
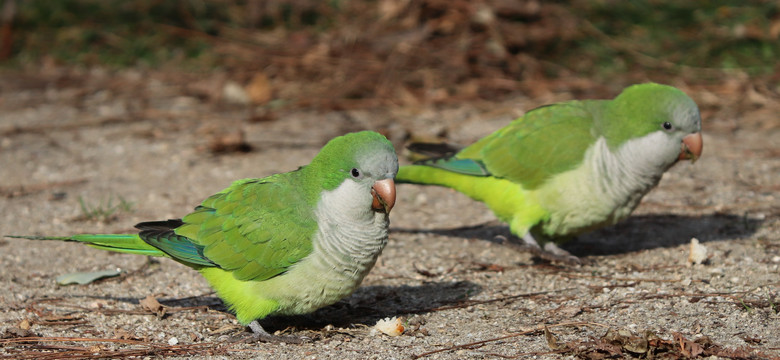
[371,179,396,213]
[679,132,703,163]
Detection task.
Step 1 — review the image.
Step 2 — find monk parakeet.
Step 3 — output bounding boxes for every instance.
[396,83,703,262]
[9,131,399,342]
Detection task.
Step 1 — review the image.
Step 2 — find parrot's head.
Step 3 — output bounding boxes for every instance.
[602,83,703,171]
[310,131,398,215]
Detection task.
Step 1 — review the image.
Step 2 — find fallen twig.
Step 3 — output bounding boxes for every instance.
[411,321,606,359]
[409,288,576,315]
[0,336,235,359]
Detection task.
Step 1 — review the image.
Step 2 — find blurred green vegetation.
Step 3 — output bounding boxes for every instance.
[77,194,134,223]
[11,0,238,66]
[7,0,346,67]
[3,0,778,80]
[572,0,779,77]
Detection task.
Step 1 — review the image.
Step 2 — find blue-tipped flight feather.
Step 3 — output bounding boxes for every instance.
[417,157,490,177]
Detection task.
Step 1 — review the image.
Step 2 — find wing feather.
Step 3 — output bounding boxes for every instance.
[137,173,316,281]
[458,101,602,189]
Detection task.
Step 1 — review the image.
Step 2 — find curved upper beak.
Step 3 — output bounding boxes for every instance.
[679,132,703,163]
[371,178,396,213]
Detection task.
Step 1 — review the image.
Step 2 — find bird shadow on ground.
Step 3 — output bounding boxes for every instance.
[392,213,764,257]
[68,280,481,334]
[260,280,481,332]
[568,213,764,255]
[71,293,226,311]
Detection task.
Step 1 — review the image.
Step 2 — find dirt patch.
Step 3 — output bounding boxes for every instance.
[0,69,778,359]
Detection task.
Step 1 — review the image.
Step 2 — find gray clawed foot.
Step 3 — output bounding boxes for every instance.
[541,242,583,265]
[233,321,313,344]
[497,235,583,265]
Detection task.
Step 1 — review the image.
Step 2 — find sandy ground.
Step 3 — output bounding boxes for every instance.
[0,70,778,359]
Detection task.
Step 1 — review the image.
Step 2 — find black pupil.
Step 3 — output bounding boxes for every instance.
[351,168,360,177]
[663,122,672,130]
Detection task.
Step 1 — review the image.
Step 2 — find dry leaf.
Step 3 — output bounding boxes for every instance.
[246,72,272,105]
[140,295,166,317]
[207,130,253,154]
[552,305,582,318]
[620,330,649,354]
[248,108,277,123]
[544,325,567,351]
[674,332,704,358]
[56,268,121,285]
[601,327,650,354]
[113,328,138,340]
[38,313,85,323]
[0,326,35,339]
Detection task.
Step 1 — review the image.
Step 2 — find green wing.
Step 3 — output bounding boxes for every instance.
[456,101,603,189]
[139,173,317,282]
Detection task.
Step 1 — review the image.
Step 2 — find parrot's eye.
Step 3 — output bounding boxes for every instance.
[350,168,361,178]
[662,122,673,130]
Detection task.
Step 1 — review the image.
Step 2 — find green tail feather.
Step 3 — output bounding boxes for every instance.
[419,157,489,176]
[6,234,166,257]
[396,164,486,188]
[396,158,489,188]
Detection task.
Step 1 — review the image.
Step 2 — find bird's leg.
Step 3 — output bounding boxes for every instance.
[242,320,312,344]
[498,233,582,265]
[542,242,582,265]
[521,233,543,249]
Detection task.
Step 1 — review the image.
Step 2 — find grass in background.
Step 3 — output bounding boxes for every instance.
[2,0,777,102]
[10,0,234,67]
[569,0,779,77]
[77,195,134,223]
[7,0,343,68]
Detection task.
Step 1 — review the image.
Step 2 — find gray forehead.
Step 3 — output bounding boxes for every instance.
[672,99,702,129]
[356,146,398,178]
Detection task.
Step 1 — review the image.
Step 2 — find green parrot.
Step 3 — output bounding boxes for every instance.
[9,131,398,342]
[396,83,703,262]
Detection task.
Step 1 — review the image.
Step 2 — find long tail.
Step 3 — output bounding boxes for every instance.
[397,141,489,186]
[6,234,166,257]
[397,161,487,186]
[396,164,455,186]
[396,164,501,210]
[396,163,539,230]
